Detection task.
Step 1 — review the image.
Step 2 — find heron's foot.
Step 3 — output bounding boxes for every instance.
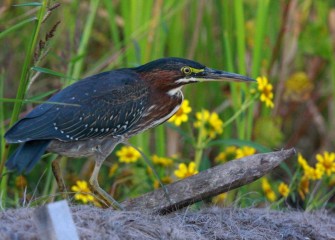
[89,179,124,210]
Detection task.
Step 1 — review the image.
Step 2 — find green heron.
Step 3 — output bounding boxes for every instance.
[5,57,254,208]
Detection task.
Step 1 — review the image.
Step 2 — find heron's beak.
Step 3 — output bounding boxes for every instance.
[200,67,255,82]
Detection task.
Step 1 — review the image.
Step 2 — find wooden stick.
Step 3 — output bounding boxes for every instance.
[122,148,296,214]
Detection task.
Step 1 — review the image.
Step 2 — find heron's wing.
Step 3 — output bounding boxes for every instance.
[53,84,149,141]
[5,70,149,143]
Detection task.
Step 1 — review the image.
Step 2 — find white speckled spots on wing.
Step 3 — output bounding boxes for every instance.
[148,105,156,111]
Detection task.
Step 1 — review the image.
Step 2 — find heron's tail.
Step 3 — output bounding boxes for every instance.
[6,140,51,173]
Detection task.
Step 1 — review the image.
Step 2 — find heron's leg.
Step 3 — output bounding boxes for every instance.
[89,154,124,210]
[51,157,68,199]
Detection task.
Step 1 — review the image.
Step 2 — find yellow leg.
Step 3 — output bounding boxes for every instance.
[89,158,124,210]
[51,157,68,199]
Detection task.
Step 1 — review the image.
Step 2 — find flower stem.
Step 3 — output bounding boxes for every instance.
[194,124,206,170]
[223,96,258,129]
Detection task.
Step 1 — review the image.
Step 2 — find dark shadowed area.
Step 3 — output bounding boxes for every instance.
[0,206,334,240]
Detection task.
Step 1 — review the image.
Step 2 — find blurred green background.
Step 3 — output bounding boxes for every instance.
[0,0,334,209]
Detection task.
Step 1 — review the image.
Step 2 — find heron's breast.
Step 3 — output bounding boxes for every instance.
[126,90,183,136]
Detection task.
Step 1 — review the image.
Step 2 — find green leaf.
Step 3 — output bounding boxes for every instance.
[13,2,42,7]
[0,98,80,107]
[31,66,77,81]
[69,53,86,64]
[279,162,293,179]
[0,17,37,40]
[28,90,58,101]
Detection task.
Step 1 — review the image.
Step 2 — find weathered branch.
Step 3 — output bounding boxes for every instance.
[122,148,296,214]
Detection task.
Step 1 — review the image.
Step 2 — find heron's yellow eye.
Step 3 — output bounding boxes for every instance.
[181,66,192,75]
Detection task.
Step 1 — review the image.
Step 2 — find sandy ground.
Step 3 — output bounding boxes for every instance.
[0,205,334,239]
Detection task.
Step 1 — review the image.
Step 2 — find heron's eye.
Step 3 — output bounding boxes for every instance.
[181,66,192,76]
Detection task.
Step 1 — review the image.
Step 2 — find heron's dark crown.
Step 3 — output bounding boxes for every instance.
[134,57,205,73]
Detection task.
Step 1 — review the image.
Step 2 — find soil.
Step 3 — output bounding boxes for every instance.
[0,205,334,239]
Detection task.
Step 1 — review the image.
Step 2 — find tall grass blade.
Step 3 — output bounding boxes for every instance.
[0,17,37,40]
[32,66,77,80]
[71,0,100,81]
[13,2,42,7]
[10,0,49,125]
[251,0,270,77]
[0,72,8,207]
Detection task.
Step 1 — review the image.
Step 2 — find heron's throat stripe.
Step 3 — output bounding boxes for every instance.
[175,77,198,84]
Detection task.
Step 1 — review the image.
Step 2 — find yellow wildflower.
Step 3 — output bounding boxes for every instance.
[256,76,274,108]
[284,72,313,102]
[236,146,256,159]
[153,176,173,189]
[297,153,310,170]
[152,155,173,167]
[266,191,276,202]
[15,175,27,189]
[278,182,290,198]
[297,152,328,180]
[174,161,198,179]
[194,110,223,138]
[215,146,238,163]
[261,178,277,202]
[108,163,119,177]
[212,193,227,205]
[315,151,335,176]
[168,99,192,126]
[116,146,141,163]
[298,175,310,200]
[297,153,323,180]
[71,180,95,204]
[304,165,324,180]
